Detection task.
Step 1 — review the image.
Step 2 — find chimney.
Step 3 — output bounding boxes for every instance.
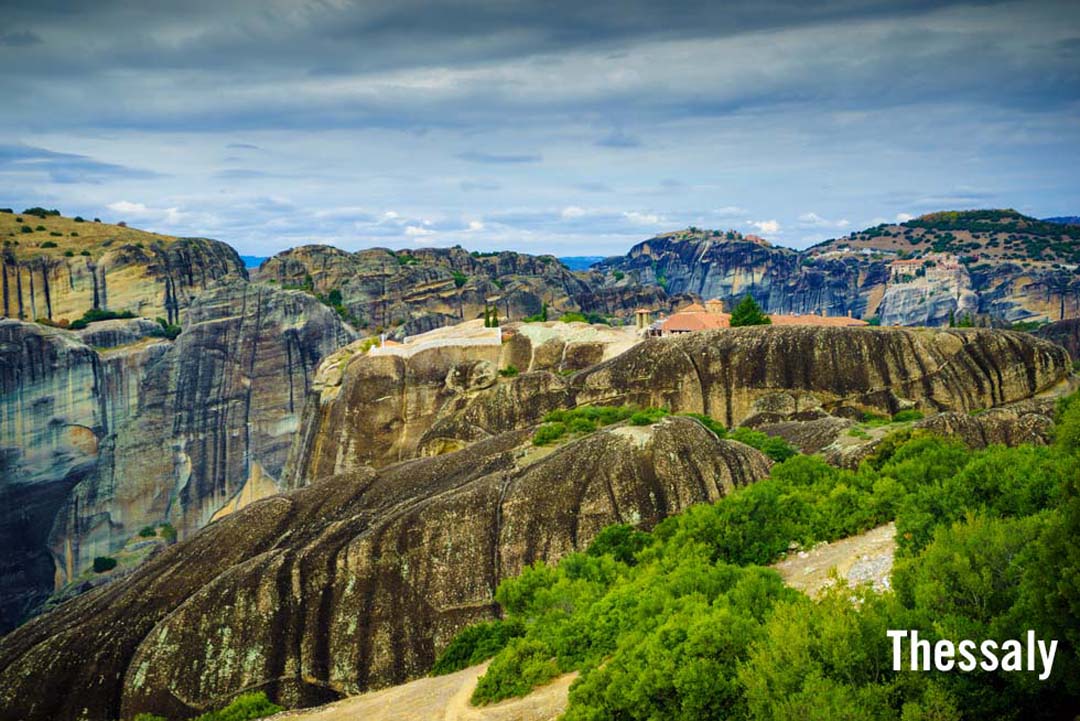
[821,308,826,317]
[847,310,852,318]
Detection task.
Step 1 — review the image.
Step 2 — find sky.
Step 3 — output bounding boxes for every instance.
[2,0,1079,257]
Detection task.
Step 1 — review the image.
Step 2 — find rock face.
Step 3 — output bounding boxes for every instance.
[285,320,642,482]
[296,326,1068,476]
[598,212,1080,326]
[255,245,686,338]
[0,282,355,632]
[0,417,771,721]
[1036,318,1080,360]
[2,237,247,325]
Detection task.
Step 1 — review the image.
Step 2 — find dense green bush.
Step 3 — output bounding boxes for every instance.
[192,692,282,721]
[68,307,136,330]
[431,619,525,676]
[138,526,157,538]
[727,427,797,462]
[629,407,669,425]
[498,364,519,377]
[891,409,925,423]
[93,556,117,573]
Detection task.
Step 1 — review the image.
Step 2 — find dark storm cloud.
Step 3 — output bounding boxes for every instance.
[0,0,1077,255]
[0,144,161,184]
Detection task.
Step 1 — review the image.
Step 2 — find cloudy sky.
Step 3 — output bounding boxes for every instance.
[3,0,1079,256]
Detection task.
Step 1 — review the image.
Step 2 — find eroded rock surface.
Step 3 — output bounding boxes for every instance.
[0,417,770,721]
[0,282,355,632]
[296,326,1068,477]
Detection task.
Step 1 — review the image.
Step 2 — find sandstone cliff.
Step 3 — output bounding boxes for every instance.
[2,236,247,326]
[0,282,355,632]
[0,417,770,721]
[294,326,1068,479]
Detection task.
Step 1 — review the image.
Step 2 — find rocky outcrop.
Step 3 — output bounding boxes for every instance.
[298,326,1068,474]
[0,282,355,632]
[254,245,690,338]
[1,238,247,325]
[0,417,771,721]
[1035,318,1080,360]
[285,320,642,482]
[599,213,1080,327]
[597,230,887,318]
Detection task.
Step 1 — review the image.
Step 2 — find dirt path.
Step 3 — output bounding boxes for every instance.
[771,522,896,597]
[266,662,576,721]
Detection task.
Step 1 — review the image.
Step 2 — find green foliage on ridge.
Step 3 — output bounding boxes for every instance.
[455,395,1080,718]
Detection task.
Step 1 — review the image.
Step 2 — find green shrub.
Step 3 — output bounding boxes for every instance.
[63,250,74,257]
[79,249,89,255]
[728,427,797,461]
[73,216,84,223]
[471,638,559,705]
[532,422,568,446]
[431,619,525,676]
[23,207,60,218]
[629,407,669,425]
[93,556,117,573]
[192,691,282,721]
[678,412,727,437]
[452,270,467,288]
[19,225,32,234]
[68,308,136,330]
[586,524,651,565]
[613,270,624,281]
[160,523,177,543]
[50,231,62,237]
[138,526,156,538]
[891,409,925,423]
[40,240,57,248]
[498,365,519,378]
[34,225,46,231]
[147,317,182,340]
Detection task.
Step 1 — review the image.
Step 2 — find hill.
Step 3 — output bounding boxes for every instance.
[810,209,1080,266]
[1,208,245,325]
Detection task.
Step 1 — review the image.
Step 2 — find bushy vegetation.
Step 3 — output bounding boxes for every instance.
[456,396,1080,717]
[192,692,282,721]
[431,619,525,675]
[150,317,182,340]
[727,426,797,462]
[68,307,136,330]
[92,556,117,573]
[498,364,519,377]
[730,294,772,327]
[532,406,638,445]
[131,691,282,720]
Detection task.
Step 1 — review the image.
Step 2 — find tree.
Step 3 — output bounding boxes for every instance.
[729,295,771,327]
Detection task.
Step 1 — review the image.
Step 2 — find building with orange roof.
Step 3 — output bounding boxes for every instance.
[680,302,707,313]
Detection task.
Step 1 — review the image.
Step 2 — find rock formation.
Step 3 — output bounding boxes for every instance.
[2,237,246,325]
[254,244,687,338]
[0,417,770,721]
[293,326,1069,480]
[1036,318,1080,360]
[598,211,1080,326]
[0,282,355,632]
